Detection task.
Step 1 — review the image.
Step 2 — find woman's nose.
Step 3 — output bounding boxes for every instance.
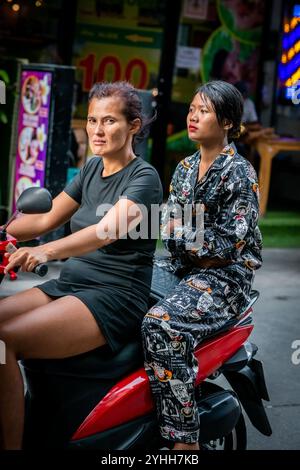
[94,122,104,134]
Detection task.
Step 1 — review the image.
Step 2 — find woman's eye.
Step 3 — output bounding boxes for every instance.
[104,118,115,124]
[87,118,96,124]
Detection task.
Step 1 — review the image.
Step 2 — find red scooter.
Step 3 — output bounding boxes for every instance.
[0,188,272,450]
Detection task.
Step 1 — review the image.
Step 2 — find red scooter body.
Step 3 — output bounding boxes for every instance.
[0,236,18,281]
[72,324,253,441]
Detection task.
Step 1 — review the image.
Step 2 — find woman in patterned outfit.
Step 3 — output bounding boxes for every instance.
[141,81,262,451]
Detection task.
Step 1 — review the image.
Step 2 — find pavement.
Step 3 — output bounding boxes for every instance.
[0,248,300,450]
[238,248,300,450]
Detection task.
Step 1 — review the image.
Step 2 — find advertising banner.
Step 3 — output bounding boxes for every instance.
[12,70,52,211]
[73,0,164,118]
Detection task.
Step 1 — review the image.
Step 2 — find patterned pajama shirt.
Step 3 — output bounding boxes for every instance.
[141,143,262,444]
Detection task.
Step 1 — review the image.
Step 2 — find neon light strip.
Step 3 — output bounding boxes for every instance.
[280,16,300,87]
[283,25,300,50]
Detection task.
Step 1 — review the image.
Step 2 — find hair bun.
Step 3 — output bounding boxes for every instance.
[231,124,245,139]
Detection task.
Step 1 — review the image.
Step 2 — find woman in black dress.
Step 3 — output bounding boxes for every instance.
[0,81,162,449]
[142,80,262,450]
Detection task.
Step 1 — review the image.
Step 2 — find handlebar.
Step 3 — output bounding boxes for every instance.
[32,264,48,277]
[5,242,48,277]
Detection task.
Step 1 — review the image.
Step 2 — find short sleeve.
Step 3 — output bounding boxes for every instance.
[63,159,93,204]
[121,166,163,211]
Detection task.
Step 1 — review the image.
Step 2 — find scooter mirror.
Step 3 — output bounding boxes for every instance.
[16,187,53,214]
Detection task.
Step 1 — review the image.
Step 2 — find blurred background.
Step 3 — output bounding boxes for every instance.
[0,0,299,247]
[0,0,300,450]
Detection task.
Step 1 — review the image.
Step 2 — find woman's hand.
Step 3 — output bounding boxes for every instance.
[4,246,49,274]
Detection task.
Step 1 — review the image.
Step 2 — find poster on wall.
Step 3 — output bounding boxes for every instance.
[73,0,164,118]
[200,0,266,96]
[201,27,260,95]
[169,0,265,168]
[217,0,265,45]
[12,70,52,211]
[183,0,209,20]
[172,0,265,105]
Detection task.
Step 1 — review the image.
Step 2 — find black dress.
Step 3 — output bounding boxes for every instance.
[36,156,163,352]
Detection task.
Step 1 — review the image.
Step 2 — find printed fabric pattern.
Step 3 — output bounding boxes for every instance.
[142,143,262,444]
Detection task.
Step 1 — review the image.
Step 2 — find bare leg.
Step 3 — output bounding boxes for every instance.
[0,295,106,450]
[0,350,24,450]
[0,288,53,324]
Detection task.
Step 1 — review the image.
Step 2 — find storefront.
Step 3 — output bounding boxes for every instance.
[0,0,299,221]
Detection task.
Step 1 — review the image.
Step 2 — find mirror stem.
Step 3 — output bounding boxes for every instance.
[0,228,7,241]
[1,210,20,233]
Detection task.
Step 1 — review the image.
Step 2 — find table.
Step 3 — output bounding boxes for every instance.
[255,137,300,217]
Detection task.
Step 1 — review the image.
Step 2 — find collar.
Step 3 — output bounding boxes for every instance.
[209,142,237,169]
[189,142,237,189]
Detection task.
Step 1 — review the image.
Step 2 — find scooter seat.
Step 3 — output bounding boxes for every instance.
[22,341,143,380]
[149,264,182,303]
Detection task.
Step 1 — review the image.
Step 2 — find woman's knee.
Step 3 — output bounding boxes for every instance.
[0,288,51,325]
[0,312,31,357]
[0,320,17,354]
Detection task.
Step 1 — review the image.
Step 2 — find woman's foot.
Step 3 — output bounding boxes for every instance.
[173,442,200,451]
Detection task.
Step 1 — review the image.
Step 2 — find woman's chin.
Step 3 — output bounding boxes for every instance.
[188,135,201,143]
[91,147,104,156]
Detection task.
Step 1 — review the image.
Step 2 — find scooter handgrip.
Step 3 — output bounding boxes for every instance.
[33,264,48,277]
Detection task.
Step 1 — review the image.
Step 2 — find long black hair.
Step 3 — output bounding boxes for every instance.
[195,80,244,139]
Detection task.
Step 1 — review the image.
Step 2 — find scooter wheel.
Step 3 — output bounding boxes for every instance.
[201,413,247,450]
[223,413,247,450]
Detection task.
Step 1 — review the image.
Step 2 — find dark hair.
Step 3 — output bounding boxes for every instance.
[195,80,244,139]
[88,81,154,148]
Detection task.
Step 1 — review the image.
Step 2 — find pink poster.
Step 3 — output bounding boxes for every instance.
[12,69,52,211]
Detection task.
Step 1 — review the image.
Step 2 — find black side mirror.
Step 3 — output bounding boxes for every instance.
[1,187,53,240]
[16,187,52,214]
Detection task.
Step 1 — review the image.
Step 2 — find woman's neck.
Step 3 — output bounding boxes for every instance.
[102,152,136,177]
[199,138,228,164]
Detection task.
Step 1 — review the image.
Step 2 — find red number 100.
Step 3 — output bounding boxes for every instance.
[79,54,148,90]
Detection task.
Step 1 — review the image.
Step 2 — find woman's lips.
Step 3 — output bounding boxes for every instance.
[188,125,198,131]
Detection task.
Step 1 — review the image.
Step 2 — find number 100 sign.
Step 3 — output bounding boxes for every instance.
[78,53,149,91]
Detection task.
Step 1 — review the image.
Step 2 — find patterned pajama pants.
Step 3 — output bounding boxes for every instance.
[141,269,238,444]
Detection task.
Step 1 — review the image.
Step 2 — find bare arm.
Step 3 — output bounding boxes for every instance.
[6,191,80,241]
[4,198,143,272]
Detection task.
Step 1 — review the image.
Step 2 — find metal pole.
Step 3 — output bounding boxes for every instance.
[150,0,182,192]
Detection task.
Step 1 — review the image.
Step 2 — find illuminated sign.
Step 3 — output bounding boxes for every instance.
[279,14,300,102]
[293,5,300,17]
